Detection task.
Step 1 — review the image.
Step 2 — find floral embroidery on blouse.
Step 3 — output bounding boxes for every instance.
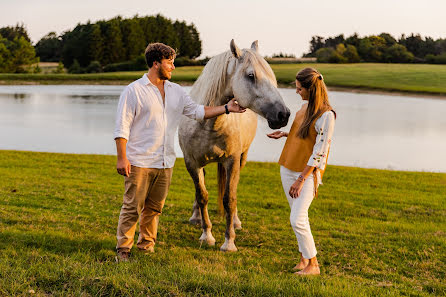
[307,111,335,172]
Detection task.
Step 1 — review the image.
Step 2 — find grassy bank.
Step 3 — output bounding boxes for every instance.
[0,150,445,296]
[1,63,446,96]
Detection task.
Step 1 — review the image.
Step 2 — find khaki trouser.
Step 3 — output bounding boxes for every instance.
[116,165,173,252]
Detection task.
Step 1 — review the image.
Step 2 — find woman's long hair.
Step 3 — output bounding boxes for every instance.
[296,68,335,138]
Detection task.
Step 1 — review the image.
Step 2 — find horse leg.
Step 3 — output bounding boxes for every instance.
[233,207,242,230]
[232,152,248,230]
[220,158,240,252]
[186,163,215,246]
[189,200,201,225]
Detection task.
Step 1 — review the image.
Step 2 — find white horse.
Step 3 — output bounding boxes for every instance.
[179,40,290,251]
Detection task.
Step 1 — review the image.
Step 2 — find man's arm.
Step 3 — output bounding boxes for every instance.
[115,137,131,177]
[203,99,246,119]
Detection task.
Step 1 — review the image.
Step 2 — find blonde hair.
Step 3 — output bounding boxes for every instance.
[296,67,335,138]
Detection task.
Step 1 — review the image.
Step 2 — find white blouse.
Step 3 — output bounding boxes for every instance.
[306,110,336,185]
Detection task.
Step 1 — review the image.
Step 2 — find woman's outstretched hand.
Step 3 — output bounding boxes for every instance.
[267,131,288,139]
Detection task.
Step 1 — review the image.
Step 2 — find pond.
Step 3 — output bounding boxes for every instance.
[1,85,445,172]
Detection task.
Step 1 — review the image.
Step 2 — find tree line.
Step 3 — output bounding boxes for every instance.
[0,14,202,73]
[306,33,446,64]
[35,14,202,72]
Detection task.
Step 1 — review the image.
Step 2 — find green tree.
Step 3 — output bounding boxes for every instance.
[0,35,12,72]
[345,33,361,48]
[399,34,425,58]
[383,44,414,63]
[315,47,335,63]
[86,60,102,73]
[358,36,386,62]
[120,17,145,60]
[379,33,397,46]
[53,61,65,73]
[187,23,202,58]
[343,45,361,63]
[68,59,82,73]
[8,36,37,72]
[62,23,93,67]
[100,18,125,65]
[0,23,31,42]
[308,36,325,56]
[0,25,36,73]
[88,24,104,64]
[35,32,62,62]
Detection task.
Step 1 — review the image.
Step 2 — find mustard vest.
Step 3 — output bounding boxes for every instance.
[278,103,330,182]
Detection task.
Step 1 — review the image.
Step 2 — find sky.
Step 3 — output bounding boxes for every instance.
[1,0,445,58]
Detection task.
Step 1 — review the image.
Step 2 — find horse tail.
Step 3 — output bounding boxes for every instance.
[217,163,226,215]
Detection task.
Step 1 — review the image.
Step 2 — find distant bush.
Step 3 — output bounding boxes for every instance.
[68,59,83,74]
[53,61,65,74]
[271,52,296,58]
[315,48,336,63]
[33,64,41,73]
[103,56,146,72]
[86,61,102,73]
[425,53,446,64]
[174,57,209,67]
[383,44,414,63]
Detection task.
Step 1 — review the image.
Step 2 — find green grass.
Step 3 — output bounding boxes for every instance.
[0,150,445,296]
[1,63,446,96]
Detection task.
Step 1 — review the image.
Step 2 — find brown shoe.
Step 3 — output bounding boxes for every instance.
[138,246,155,254]
[116,250,130,262]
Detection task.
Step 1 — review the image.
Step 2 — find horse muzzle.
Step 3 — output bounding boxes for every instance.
[265,106,290,129]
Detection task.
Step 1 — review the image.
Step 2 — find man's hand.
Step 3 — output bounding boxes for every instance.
[117,157,131,177]
[267,131,288,139]
[227,98,246,113]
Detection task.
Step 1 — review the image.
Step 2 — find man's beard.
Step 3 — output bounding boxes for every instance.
[158,67,170,80]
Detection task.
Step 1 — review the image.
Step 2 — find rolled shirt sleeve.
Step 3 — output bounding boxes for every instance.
[307,111,335,170]
[181,89,205,121]
[113,87,136,140]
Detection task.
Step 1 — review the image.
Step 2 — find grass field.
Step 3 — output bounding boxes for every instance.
[0,150,445,296]
[1,63,446,96]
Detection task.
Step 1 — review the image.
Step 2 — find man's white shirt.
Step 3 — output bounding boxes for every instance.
[114,74,205,168]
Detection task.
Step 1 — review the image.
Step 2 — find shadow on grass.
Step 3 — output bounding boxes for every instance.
[0,230,114,255]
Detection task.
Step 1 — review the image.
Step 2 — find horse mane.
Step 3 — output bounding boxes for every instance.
[191,51,233,107]
[190,49,277,107]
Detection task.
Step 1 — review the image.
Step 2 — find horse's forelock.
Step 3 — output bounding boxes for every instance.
[241,50,277,87]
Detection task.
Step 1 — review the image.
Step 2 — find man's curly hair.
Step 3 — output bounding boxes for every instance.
[145,43,176,68]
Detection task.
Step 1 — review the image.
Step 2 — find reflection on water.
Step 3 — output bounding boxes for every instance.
[1,85,445,172]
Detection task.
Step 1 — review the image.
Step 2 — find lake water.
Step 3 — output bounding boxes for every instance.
[1,85,445,172]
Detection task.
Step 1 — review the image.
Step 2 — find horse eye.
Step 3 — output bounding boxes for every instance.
[247,73,255,81]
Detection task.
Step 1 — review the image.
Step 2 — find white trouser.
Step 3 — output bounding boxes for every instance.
[280,165,317,259]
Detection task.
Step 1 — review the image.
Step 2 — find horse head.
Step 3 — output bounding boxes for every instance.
[225,39,290,129]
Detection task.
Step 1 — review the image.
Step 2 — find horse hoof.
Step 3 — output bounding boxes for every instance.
[200,239,216,246]
[220,239,238,252]
[189,217,202,225]
[199,232,216,246]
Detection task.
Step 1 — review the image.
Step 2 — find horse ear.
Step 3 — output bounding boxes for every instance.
[230,39,242,59]
[251,40,259,52]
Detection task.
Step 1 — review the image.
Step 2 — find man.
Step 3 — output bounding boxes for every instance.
[114,43,245,262]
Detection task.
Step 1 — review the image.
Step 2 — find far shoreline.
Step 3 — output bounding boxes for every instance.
[2,79,446,100]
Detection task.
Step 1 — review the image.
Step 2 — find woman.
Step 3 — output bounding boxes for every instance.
[267,68,336,275]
